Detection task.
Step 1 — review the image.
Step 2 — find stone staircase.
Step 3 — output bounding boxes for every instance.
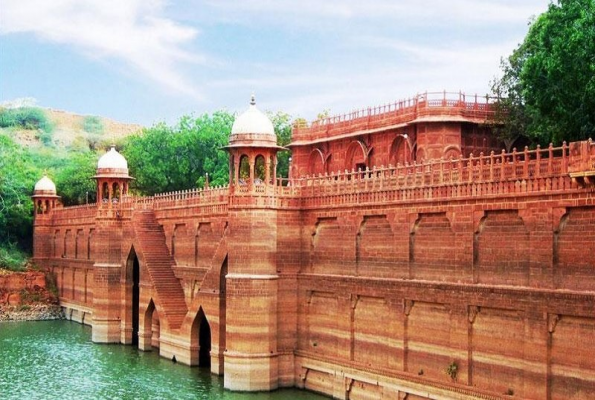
[132,210,187,330]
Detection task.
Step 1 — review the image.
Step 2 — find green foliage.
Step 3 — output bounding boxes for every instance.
[445,361,458,381]
[493,0,595,145]
[82,116,104,134]
[0,107,54,133]
[123,111,234,195]
[0,242,28,271]
[55,151,97,206]
[267,111,293,179]
[0,107,297,263]
[20,288,42,303]
[0,134,37,248]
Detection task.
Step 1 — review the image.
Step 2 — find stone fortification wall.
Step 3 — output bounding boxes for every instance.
[31,139,595,399]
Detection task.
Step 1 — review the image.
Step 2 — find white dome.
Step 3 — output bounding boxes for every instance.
[97,145,128,170]
[231,96,275,136]
[34,175,56,194]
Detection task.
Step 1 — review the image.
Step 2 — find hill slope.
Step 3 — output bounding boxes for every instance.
[2,108,143,149]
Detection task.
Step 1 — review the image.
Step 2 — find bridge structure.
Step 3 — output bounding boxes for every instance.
[32,93,595,399]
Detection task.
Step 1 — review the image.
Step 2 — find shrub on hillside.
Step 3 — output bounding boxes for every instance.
[0,107,54,133]
[0,243,27,271]
[82,115,104,134]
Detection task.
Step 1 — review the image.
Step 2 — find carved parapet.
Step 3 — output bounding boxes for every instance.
[568,140,595,186]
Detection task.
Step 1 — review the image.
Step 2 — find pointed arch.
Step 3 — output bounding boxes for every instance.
[345,140,369,171]
[124,246,140,346]
[139,298,160,351]
[389,135,413,166]
[191,307,212,368]
[308,148,326,176]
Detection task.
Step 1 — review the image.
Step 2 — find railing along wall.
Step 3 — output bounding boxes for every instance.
[121,186,230,216]
[280,140,595,209]
[50,203,98,224]
[292,91,497,143]
[47,140,595,215]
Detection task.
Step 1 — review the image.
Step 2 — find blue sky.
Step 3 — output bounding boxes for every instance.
[0,0,550,126]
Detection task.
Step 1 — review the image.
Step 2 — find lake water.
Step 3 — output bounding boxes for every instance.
[0,321,325,400]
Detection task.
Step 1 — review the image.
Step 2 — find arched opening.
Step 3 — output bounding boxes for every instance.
[112,182,121,203]
[390,135,412,166]
[142,299,160,350]
[126,247,140,347]
[443,146,461,160]
[345,140,368,172]
[269,155,276,184]
[239,155,250,185]
[192,308,212,368]
[254,155,266,184]
[102,182,109,202]
[308,148,326,176]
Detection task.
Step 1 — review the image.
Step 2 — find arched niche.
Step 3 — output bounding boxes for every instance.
[345,140,368,172]
[239,155,250,184]
[443,145,461,160]
[255,154,266,183]
[308,148,326,176]
[389,135,413,166]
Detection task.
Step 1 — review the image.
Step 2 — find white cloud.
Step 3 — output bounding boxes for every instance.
[0,0,203,98]
[203,0,547,26]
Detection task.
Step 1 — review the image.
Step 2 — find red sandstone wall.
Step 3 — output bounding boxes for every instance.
[297,191,595,399]
[31,140,595,399]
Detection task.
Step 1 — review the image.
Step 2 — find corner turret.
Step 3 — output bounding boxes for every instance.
[32,174,60,216]
[93,145,133,207]
[224,95,284,191]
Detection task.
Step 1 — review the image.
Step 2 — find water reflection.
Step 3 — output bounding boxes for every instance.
[0,321,324,400]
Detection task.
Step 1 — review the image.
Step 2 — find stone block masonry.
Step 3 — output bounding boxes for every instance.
[32,93,595,399]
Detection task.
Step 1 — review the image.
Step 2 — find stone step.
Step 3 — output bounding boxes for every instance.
[132,210,188,330]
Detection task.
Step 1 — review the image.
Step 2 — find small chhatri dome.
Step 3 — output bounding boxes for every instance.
[98,145,128,170]
[228,95,281,149]
[33,174,57,196]
[94,145,132,179]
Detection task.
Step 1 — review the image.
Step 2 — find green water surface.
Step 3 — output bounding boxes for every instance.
[0,321,325,400]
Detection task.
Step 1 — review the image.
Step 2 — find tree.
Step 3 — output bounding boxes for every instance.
[492,0,595,145]
[521,0,595,144]
[55,151,97,206]
[0,134,37,249]
[267,111,293,179]
[491,52,530,152]
[122,111,234,195]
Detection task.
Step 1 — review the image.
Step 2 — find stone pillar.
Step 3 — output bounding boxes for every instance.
[92,262,122,343]
[91,223,123,343]
[224,208,279,391]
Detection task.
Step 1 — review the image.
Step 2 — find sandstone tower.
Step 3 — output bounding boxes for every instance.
[223,95,285,390]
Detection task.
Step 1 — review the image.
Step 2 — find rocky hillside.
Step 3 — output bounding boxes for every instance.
[3,107,143,149]
[0,269,63,321]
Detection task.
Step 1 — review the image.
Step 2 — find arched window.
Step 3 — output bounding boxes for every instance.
[269,155,276,184]
[389,135,412,166]
[239,155,250,185]
[308,149,326,176]
[112,182,121,202]
[254,155,266,184]
[102,182,109,202]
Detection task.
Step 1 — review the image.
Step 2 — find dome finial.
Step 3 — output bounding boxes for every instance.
[250,92,256,106]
